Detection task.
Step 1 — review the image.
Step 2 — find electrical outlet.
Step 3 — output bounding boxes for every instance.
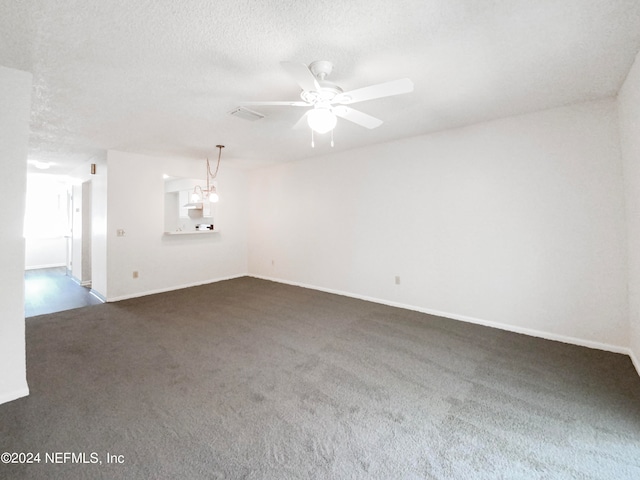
[117,229,125,237]
[133,271,139,279]
[395,275,401,285]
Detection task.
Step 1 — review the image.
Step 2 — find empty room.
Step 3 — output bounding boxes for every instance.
[1,1,640,478]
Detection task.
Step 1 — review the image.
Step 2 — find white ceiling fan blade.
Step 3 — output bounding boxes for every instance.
[240,101,310,106]
[292,111,310,130]
[280,61,320,92]
[333,106,383,129]
[333,78,414,105]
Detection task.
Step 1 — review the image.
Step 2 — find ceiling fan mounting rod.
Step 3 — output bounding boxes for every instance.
[301,61,343,103]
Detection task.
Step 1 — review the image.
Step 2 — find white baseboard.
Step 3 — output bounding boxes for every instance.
[629,348,640,377]
[68,275,92,288]
[106,274,248,302]
[89,289,106,303]
[25,263,66,270]
[249,274,629,355]
[0,386,29,406]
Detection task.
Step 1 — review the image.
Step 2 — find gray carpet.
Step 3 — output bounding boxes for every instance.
[1,277,639,479]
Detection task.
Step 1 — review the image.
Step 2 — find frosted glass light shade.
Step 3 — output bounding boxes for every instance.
[307,108,337,134]
[209,188,219,203]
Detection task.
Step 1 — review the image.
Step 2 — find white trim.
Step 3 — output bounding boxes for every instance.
[106,274,248,302]
[250,274,628,355]
[25,263,66,270]
[90,289,106,303]
[69,276,91,288]
[0,386,29,406]
[67,271,91,288]
[629,348,640,377]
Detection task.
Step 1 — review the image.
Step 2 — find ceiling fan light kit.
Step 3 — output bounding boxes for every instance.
[242,60,414,147]
[307,107,337,134]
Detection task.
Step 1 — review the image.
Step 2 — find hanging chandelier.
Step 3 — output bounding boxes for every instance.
[191,145,224,204]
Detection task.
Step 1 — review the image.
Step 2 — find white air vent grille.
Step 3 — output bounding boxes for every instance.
[228,107,265,121]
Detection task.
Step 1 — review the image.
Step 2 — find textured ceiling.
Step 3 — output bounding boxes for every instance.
[1,0,640,174]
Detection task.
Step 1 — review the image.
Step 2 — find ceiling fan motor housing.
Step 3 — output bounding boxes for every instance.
[299,61,344,104]
[308,60,333,80]
[300,82,343,103]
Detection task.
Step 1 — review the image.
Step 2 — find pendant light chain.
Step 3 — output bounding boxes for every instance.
[207,145,224,180]
[196,145,224,204]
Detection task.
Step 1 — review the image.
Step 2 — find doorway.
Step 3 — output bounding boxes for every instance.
[24,174,102,317]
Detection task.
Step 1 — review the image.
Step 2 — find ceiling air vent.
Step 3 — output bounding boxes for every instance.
[228,107,265,121]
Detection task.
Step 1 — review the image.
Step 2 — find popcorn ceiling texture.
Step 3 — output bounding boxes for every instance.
[0,0,639,171]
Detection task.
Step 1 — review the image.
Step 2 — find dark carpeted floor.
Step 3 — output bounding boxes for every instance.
[1,277,640,479]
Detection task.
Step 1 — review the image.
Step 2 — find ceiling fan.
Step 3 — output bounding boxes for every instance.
[241,60,414,145]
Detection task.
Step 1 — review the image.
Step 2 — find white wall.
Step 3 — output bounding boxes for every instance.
[249,98,628,350]
[25,238,67,269]
[70,180,94,285]
[0,66,31,405]
[81,181,92,283]
[24,174,70,269]
[105,150,248,300]
[618,51,640,369]
[69,154,108,297]
[71,182,83,281]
